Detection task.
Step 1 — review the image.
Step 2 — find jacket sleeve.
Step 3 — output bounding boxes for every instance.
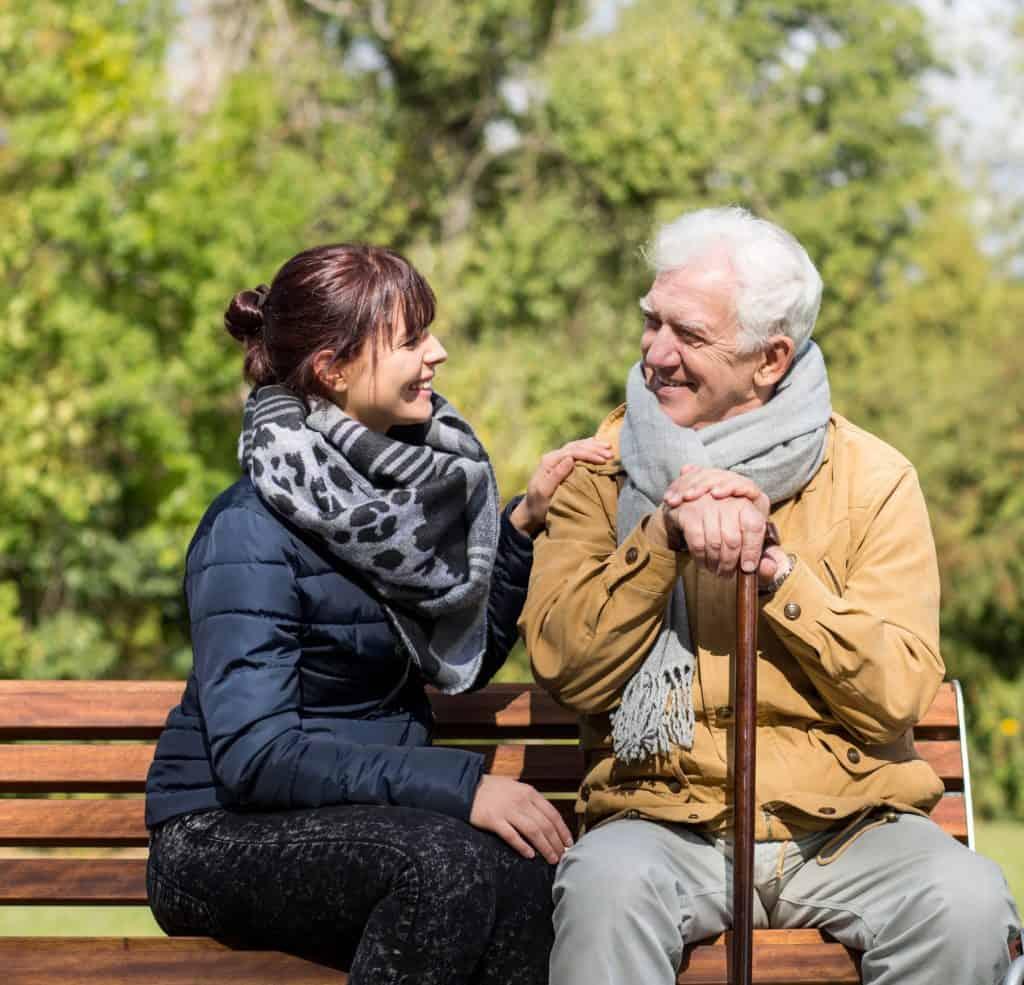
[468,497,536,689]
[188,506,484,819]
[519,466,681,714]
[763,466,945,744]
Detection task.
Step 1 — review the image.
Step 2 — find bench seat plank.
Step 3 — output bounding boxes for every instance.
[0,932,859,984]
[0,938,350,985]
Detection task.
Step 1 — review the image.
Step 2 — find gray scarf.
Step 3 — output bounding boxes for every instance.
[239,385,499,694]
[613,341,832,763]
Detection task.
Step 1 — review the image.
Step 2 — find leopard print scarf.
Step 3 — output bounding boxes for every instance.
[239,385,500,694]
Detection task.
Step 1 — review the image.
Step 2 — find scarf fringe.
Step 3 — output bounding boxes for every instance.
[612,663,694,764]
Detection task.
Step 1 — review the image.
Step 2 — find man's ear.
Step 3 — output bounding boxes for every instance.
[312,349,343,391]
[755,334,796,388]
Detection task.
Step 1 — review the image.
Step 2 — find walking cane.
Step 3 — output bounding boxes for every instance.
[731,570,758,985]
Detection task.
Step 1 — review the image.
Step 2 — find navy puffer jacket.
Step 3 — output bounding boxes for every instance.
[144,477,533,829]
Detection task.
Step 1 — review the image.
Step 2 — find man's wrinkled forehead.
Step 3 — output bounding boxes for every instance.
[640,255,738,323]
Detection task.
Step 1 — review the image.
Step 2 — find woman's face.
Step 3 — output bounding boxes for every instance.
[334,316,448,433]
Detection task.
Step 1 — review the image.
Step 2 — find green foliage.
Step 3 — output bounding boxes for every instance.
[0,0,1021,814]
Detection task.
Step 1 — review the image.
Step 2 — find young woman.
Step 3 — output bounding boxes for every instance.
[144,244,611,983]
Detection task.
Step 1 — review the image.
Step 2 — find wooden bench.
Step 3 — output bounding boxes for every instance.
[0,679,974,984]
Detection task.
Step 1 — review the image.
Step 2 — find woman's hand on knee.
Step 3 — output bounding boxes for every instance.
[510,439,613,536]
[469,775,574,864]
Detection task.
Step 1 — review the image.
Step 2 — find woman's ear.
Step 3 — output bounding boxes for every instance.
[312,349,344,391]
[755,334,796,388]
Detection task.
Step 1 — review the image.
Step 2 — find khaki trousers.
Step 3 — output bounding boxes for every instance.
[551,812,1020,985]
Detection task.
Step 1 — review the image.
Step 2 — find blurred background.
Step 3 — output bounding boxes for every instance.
[1,0,1020,924]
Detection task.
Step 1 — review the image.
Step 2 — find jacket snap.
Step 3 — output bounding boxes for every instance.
[625,547,639,564]
[784,602,801,620]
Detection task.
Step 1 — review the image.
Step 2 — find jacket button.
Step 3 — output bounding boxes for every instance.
[624,809,640,819]
[625,547,639,564]
[784,602,801,620]
[883,809,900,823]
[846,748,862,765]
[580,784,591,801]
[819,806,836,815]
[667,780,682,793]
[688,813,700,820]
[715,705,734,720]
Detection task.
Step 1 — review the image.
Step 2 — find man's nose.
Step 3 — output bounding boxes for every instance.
[645,326,681,368]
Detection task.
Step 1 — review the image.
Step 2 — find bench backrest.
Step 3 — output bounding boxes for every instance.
[0,680,971,910]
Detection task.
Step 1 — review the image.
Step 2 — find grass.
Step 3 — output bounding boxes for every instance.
[1,821,1018,938]
[976,819,1024,915]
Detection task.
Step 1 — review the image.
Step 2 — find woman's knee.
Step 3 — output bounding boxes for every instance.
[392,812,500,918]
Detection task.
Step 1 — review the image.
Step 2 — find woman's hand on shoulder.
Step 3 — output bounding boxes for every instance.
[469,774,574,863]
[510,438,613,537]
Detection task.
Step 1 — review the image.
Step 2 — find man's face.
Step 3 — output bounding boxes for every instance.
[640,262,765,430]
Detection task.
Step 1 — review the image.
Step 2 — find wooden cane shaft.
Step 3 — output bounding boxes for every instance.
[731,571,758,985]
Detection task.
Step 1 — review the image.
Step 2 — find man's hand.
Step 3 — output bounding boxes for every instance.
[469,774,574,863]
[660,467,771,578]
[664,465,768,515]
[663,466,792,587]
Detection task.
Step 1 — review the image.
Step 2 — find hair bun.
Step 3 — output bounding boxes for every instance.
[224,284,270,343]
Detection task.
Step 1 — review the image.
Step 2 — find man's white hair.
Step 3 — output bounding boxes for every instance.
[648,206,823,353]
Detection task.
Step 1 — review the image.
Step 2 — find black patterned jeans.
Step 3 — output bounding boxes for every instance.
[147,804,554,985]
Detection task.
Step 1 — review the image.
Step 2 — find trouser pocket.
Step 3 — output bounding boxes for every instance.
[146,826,222,937]
[147,860,220,936]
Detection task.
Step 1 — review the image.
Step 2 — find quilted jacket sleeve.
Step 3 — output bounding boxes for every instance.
[187,505,484,819]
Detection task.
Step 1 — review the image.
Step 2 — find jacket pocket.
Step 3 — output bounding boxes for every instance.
[815,729,914,777]
[819,554,844,594]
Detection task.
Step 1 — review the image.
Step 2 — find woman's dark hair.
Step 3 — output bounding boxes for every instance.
[223,244,436,398]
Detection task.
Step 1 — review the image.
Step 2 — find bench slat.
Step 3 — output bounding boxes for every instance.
[0,744,585,792]
[928,794,968,842]
[0,745,158,792]
[0,859,148,904]
[680,929,860,983]
[0,938,350,984]
[0,798,577,847]
[0,793,966,848]
[0,682,183,739]
[0,681,960,739]
[0,933,859,984]
[0,740,964,792]
[0,799,148,846]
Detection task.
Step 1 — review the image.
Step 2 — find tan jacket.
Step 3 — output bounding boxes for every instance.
[520,407,946,840]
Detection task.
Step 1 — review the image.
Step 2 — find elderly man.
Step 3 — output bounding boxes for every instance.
[519,207,1020,985]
